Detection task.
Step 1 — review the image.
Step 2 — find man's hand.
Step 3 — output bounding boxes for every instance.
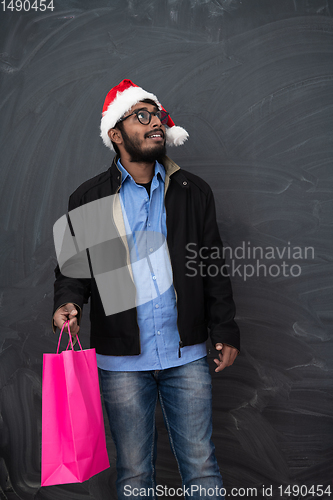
[53,303,80,337]
[214,344,238,372]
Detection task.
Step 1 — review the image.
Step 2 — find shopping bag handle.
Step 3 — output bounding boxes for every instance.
[56,320,83,354]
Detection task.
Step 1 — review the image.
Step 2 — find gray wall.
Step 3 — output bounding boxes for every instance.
[0,1,332,499]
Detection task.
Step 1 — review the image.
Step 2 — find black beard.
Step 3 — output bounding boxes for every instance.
[121,128,166,163]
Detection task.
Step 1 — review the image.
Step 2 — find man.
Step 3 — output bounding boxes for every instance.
[53,79,240,499]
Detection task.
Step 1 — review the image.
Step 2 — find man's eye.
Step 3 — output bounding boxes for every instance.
[137,112,147,120]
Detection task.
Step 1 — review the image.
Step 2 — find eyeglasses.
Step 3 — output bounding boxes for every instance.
[118,108,169,126]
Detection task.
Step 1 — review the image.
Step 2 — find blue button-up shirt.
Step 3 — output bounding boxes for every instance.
[96,159,206,371]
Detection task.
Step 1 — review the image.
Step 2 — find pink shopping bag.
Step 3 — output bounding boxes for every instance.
[41,321,110,486]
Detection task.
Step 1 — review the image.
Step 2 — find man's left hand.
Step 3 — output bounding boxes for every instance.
[214,344,238,372]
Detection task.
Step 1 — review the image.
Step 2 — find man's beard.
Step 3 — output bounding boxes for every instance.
[122,128,166,163]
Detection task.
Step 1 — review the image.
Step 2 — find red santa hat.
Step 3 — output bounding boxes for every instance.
[100,79,189,151]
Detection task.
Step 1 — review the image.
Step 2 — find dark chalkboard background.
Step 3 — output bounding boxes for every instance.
[0,1,332,499]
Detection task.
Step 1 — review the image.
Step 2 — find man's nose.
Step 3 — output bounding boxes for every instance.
[151,113,162,126]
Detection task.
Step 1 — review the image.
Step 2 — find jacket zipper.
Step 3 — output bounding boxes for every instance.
[114,165,141,354]
[164,173,183,358]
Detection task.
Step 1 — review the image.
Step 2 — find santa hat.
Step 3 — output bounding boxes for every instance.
[100,79,189,150]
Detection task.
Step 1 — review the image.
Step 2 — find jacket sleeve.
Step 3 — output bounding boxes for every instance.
[201,187,240,352]
[52,193,92,328]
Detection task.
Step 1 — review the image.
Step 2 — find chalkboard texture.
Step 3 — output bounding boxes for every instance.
[0,1,332,499]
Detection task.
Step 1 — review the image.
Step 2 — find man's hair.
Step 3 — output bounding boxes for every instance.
[141,98,158,108]
[110,98,158,155]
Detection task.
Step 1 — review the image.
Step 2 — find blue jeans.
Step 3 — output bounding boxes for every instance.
[99,357,224,499]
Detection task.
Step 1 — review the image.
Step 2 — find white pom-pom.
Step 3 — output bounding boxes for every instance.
[166,126,189,147]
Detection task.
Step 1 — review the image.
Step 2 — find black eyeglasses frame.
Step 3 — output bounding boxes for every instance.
[117,108,169,126]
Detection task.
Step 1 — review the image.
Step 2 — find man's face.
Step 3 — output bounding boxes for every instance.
[117,101,166,163]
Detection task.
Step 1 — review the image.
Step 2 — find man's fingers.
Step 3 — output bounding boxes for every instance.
[214,344,226,372]
[63,303,77,315]
[67,317,79,335]
[213,344,238,372]
[68,309,78,320]
[53,303,79,332]
[64,305,79,334]
[214,354,228,372]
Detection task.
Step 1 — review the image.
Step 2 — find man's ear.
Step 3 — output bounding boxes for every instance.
[108,128,122,145]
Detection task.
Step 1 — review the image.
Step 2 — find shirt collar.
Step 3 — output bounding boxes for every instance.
[117,158,165,185]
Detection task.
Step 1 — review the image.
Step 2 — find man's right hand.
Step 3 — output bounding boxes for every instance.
[53,303,80,337]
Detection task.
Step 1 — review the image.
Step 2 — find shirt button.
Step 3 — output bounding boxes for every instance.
[157,331,161,335]
[152,275,156,280]
[148,223,151,227]
[145,198,149,202]
[150,247,154,252]
[155,304,159,309]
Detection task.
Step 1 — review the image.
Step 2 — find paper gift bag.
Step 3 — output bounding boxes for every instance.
[41,321,110,486]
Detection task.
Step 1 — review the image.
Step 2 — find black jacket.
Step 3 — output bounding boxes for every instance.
[53,156,240,355]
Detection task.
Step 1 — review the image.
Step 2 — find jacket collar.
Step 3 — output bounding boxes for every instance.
[109,155,188,192]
